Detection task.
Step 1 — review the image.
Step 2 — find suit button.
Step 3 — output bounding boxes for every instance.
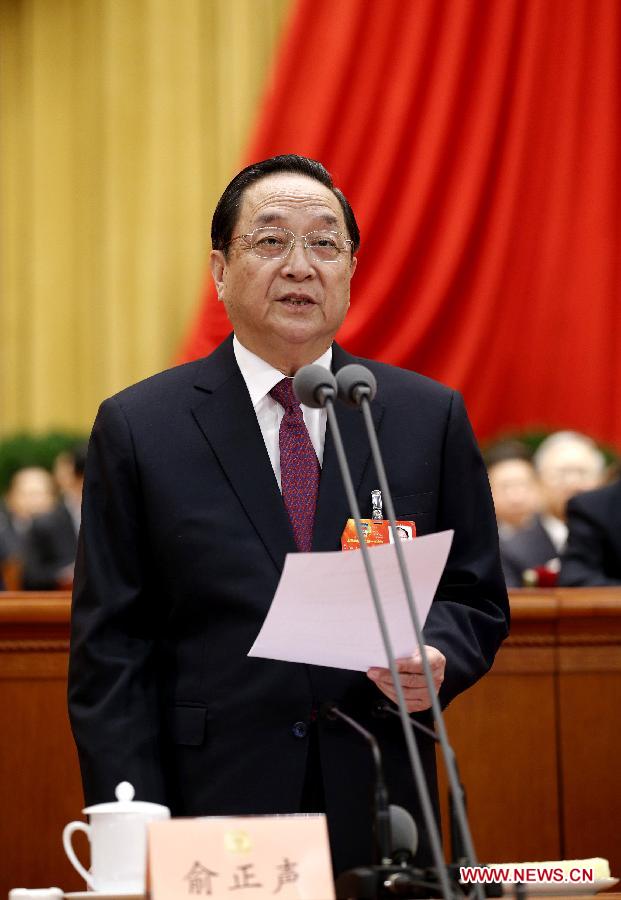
[291,721,308,738]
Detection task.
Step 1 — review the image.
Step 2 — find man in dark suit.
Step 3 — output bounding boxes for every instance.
[560,480,621,586]
[68,155,509,876]
[22,446,86,590]
[499,517,558,587]
[22,502,78,589]
[0,466,58,589]
[0,467,57,559]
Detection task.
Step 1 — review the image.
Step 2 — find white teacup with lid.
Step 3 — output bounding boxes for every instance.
[62,781,170,894]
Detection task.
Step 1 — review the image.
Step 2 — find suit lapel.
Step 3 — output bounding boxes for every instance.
[191,337,385,562]
[191,336,296,572]
[312,344,385,552]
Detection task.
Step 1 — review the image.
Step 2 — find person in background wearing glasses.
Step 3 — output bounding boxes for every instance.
[69,155,509,876]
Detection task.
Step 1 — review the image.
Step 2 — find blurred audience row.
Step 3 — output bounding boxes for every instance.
[1,431,619,591]
[486,432,621,587]
[0,445,86,590]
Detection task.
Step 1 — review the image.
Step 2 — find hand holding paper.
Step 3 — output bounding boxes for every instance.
[368,645,446,712]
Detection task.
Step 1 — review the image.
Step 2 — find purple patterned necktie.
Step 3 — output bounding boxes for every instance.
[270,377,320,552]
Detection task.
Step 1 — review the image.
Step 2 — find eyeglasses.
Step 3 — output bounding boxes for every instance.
[225,226,354,262]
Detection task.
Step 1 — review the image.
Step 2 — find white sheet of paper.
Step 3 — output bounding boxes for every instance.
[248,529,454,671]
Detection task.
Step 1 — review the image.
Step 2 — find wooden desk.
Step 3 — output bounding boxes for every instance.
[438,588,621,876]
[0,593,84,894]
[1,589,620,895]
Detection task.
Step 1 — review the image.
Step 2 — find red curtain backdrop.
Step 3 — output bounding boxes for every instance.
[178,0,621,449]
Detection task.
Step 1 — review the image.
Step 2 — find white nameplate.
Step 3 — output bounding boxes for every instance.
[148,814,335,899]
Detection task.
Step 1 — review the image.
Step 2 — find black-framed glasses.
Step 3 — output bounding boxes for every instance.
[226,226,354,262]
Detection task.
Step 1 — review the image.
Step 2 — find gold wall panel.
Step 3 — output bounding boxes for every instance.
[0,0,291,433]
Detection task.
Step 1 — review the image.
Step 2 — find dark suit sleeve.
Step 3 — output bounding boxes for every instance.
[68,397,167,805]
[560,494,621,586]
[422,391,510,706]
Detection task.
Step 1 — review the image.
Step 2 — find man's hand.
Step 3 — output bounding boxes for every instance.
[367,645,446,712]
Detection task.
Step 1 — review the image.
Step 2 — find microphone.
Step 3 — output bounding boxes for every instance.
[292,364,337,409]
[321,702,392,865]
[375,703,467,866]
[335,802,431,900]
[335,363,484,900]
[335,364,377,407]
[325,703,462,900]
[389,803,418,864]
[293,365,452,900]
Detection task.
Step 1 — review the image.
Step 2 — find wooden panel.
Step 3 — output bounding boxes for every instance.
[0,644,85,895]
[1,589,621,892]
[439,650,560,864]
[556,604,621,874]
[558,668,621,871]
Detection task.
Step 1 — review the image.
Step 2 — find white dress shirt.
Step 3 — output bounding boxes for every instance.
[233,335,331,490]
[541,514,568,553]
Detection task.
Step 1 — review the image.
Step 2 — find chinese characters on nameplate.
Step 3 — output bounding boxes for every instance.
[148,815,335,900]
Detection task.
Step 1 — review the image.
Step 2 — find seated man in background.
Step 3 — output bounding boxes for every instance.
[485,440,542,539]
[22,445,86,590]
[560,479,621,586]
[500,431,605,586]
[0,466,57,589]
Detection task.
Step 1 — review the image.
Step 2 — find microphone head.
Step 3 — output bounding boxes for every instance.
[336,364,377,407]
[293,364,337,409]
[389,804,418,863]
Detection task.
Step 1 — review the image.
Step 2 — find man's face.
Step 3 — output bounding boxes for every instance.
[488,459,541,529]
[210,173,357,368]
[7,468,56,521]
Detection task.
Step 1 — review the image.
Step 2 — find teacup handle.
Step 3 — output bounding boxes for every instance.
[62,821,95,890]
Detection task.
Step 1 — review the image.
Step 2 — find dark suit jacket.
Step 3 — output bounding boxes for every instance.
[68,336,509,874]
[22,501,79,590]
[0,503,26,562]
[499,516,558,587]
[559,481,621,586]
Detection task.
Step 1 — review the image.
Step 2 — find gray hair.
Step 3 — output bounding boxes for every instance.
[532,431,605,474]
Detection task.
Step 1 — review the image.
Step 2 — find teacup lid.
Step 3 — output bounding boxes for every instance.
[83,781,171,816]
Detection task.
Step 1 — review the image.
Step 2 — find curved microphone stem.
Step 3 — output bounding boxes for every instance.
[358,394,484,900]
[378,703,469,867]
[325,704,392,865]
[323,397,454,900]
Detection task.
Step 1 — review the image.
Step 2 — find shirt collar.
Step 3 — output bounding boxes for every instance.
[233,335,333,409]
[541,514,568,552]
